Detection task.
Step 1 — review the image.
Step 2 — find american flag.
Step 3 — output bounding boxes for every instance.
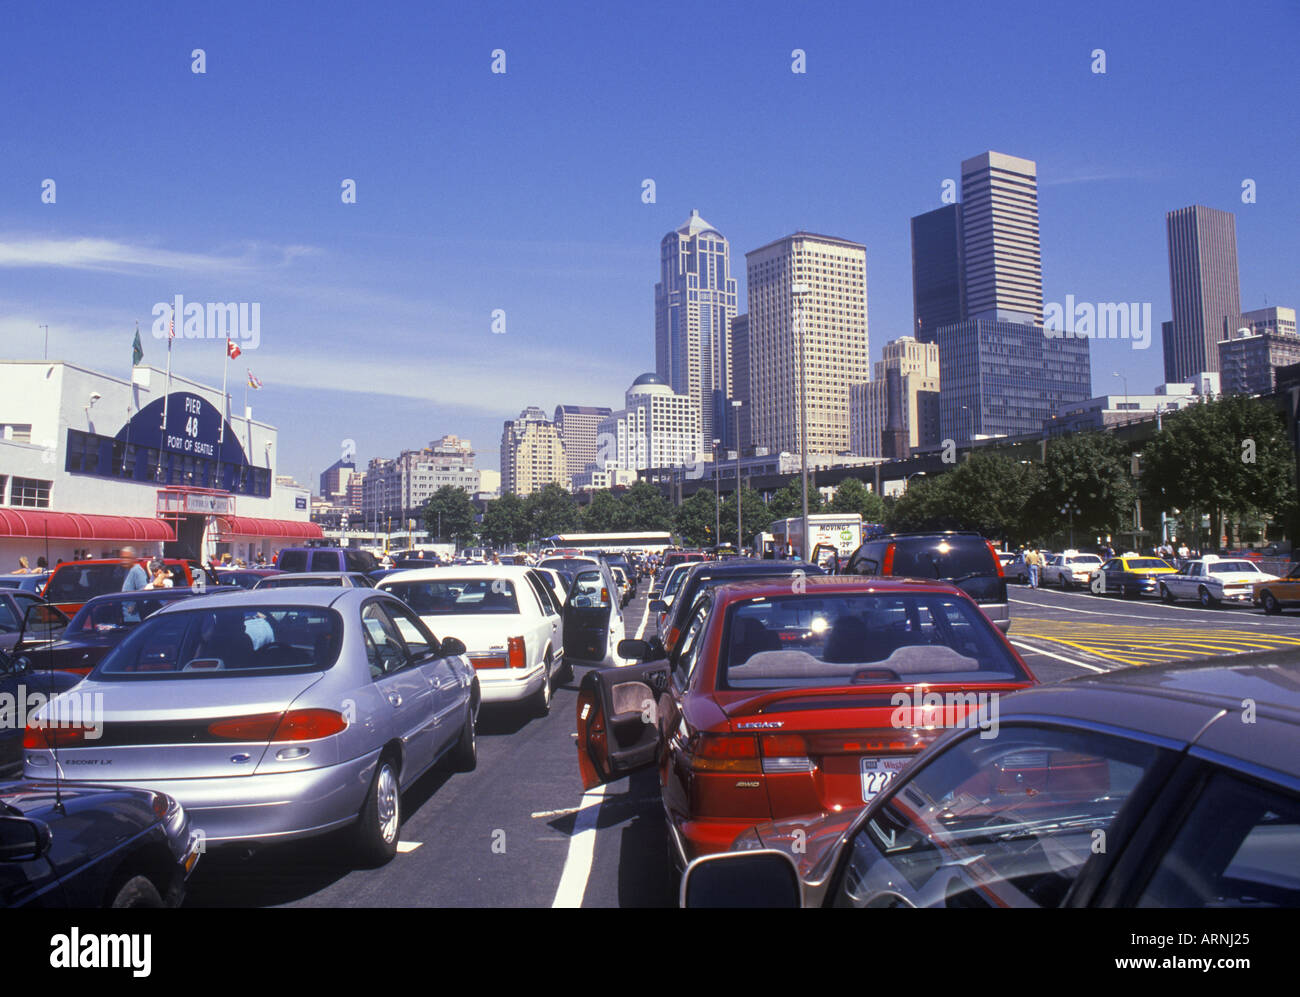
[247,369,262,390]
[169,315,175,340]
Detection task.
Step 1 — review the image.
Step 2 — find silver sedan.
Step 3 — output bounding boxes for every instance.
[24,587,479,867]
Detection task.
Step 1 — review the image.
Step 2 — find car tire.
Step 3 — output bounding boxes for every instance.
[1262,591,1281,615]
[448,705,477,772]
[530,658,552,717]
[1199,586,1218,609]
[109,874,164,909]
[1160,584,1175,603]
[352,754,401,867]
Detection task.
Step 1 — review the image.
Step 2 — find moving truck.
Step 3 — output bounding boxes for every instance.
[768,514,865,561]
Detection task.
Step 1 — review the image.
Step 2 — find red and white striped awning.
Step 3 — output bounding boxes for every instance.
[0,510,176,542]
[214,516,323,540]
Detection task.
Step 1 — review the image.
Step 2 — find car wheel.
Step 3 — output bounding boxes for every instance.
[448,704,478,772]
[1199,586,1218,608]
[352,754,401,867]
[109,875,164,909]
[1262,591,1281,615]
[530,658,552,717]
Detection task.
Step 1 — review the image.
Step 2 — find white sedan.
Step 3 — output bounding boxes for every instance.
[1158,556,1278,607]
[1041,551,1103,590]
[378,565,566,715]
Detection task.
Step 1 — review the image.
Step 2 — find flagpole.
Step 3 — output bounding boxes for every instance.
[160,318,173,471]
[218,337,230,482]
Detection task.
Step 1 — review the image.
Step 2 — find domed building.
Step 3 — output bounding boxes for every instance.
[593,374,703,473]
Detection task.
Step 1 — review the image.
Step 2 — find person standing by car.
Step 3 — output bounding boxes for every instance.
[144,560,174,589]
[120,547,148,591]
[1026,548,1042,589]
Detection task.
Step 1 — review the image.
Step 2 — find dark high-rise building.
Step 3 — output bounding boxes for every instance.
[910,204,964,344]
[731,314,751,451]
[1164,205,1242,383]
[938,317,1091,444]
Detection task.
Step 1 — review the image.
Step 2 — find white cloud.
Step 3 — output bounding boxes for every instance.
[0,236,316,273]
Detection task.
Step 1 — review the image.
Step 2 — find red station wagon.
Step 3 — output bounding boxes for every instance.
[41,558,208,615]
[577,576,1038,867]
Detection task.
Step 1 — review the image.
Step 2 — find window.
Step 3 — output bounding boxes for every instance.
[10,477,51,508]
[362,602,413,676]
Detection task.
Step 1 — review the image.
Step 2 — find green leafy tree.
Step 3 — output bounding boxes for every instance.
[523,483,579,541]
[580,489,631,532]
[718,487,770,548]
[620,481,677,532]
[766,481,823,522]
[480,491,529,549]
[1030,433,1138,545]
[828,477,886,524]
[423,485,479,547]
[1140,395,1295,549]
[675,489,717,547]
[887,453,1042,544]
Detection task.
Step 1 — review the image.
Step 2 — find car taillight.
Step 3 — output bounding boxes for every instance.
[760,733,813,773]
[508,636,527,668]
[690,733,761,773]
[208,709,347,742]
[23,723,94,749]
[987,541,1004,577]
[468,652,508,668]
[882,543,896,574]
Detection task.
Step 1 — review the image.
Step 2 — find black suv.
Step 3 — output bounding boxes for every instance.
[842,531,1009,632]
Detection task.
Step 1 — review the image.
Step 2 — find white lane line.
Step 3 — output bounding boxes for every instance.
[550,594,654,908]
[532,806,581,820]
[1010,590,1292,627]
[1009,639,1111,674]
[551,783,608,908]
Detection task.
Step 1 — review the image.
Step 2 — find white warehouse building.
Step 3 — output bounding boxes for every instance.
[0,360,318,569]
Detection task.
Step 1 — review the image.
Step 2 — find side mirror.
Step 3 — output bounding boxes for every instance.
[0,816,53,863]
[681,851,801,908]
[647,590,661,600]
[439,636,467,657]
[649,599,667,614]
[617,638,650,660]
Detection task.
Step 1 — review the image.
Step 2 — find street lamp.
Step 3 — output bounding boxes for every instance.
[792,280,811,560]
[1112,371,1129,411]
[960,404,976,448]
[713,437,721,549]
[904,470,926,493]
[732,400,743,549]
[1059,498,1081,548]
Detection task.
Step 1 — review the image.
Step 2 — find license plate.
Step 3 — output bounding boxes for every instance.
[861,756,909,804]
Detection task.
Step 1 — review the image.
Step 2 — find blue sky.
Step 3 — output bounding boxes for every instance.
[2,0,1297,486]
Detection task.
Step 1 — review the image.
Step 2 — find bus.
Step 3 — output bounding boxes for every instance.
[541,531,675,555]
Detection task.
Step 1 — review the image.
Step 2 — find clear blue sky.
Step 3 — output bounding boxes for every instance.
[2,0,1296,486]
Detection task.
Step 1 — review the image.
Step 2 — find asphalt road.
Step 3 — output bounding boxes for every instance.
[184,574,1300,908]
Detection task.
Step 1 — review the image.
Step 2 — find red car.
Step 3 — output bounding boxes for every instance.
[577,576,1038,867]
[41,558,208,615]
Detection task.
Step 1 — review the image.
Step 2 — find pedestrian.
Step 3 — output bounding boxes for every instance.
[144,559,173,589]
[1026,548,1042,589]
[12,556,32,574]
[35,556,47,573]
[120,547,148,591]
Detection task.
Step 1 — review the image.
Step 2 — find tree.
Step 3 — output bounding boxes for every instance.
[828,477,886,524]
[523,483,579,541]
[580,489,631,532]
[718,486,770,548]
[766,481,823,522]
[480,491,529,549]
[675,489,717,547]
[887,453,1042,544]
[1031,433,1138,546]
[423,486,479,546]
[620,481,677,532]
[1140,394,1295,549]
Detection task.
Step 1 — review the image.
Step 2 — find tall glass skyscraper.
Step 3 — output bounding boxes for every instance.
[654,210,738,449]
[1164,205,1242,384]
[910,204,965,343]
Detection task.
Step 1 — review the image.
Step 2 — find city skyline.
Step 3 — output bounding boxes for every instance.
[2,2,1295,486]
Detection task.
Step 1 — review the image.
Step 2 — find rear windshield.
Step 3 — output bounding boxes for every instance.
[1208,561,1258,574]
[95,606,343,678]
[45,563,127,602]
[541,558,597,572]
[1126,559,1170,571]
[890,540,994,580]
[383,578,520,615]
[721,592,1026,689]
[68,596,184,633]
[257,576,344,588]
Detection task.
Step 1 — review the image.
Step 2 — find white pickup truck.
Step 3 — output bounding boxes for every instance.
[1158,555,1278,608]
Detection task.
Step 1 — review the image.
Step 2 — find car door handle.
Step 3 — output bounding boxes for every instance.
[388,693,402,707]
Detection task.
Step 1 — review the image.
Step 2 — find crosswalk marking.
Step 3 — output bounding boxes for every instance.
[1010,617,1300,667]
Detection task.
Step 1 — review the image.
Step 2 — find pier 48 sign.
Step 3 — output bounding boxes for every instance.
[119,392,248,466]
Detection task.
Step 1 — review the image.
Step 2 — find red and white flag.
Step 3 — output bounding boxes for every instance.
[168,316,175,340]
[227,338,242,359]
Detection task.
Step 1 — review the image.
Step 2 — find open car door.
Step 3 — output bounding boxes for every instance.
[810,543,840,574]
[576,661,671,790]
[14,602,70,656]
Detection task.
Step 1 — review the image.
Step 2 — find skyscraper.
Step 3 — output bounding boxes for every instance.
[910,204,964,343]
[731,314,751,451]
[654,210,739,447]
[911,151,1090,444]
[960,151,1043,324]
[850,337,941,458]
[746,232,869,455]
[1164,205,1242,383]
[554,404,613,482]
[500,408,567,496]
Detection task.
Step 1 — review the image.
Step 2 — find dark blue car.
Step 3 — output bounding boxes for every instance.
[1,780,201,907]
[0,650,84,778]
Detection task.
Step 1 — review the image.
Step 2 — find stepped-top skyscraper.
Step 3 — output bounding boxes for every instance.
[911,151,1089,445]
[1164,205,1242,384]
[959,151,1043,323]
[654,210,739,447]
